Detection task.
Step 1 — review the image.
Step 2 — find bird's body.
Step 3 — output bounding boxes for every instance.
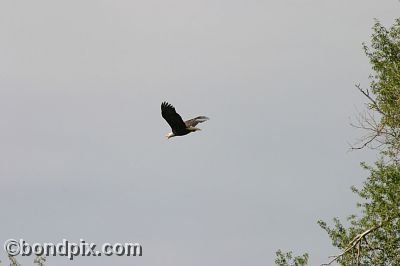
[161,102,209,139]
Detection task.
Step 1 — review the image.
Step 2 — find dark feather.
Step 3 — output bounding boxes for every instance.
[161,102,188,134]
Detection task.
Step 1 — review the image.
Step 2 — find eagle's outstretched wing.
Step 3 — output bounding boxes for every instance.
[185,116,209,127]
[161,102,187,132]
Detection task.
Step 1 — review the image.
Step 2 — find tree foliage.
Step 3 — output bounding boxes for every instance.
[319,161,400,265]
[353,19,400,157]
[275,18,400,266]
[275,250,308,266]
[319,18,400,266]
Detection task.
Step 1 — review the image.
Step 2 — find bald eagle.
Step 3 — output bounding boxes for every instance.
[161,101,209,139]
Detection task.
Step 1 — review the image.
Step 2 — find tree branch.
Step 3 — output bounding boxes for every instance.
[355,84,385,116]
[351,133,379,150]
[321,222,384,266]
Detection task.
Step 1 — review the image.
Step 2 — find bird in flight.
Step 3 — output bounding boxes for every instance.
[161,101,209,139]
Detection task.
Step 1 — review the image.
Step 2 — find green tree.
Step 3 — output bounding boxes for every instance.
[352,18,400,158]
[275,250,308,266]
[319,18,400,266]
[275,18,400,266]
[318,161,400,265]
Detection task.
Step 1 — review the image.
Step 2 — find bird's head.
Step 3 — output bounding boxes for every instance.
[166,132,175,139]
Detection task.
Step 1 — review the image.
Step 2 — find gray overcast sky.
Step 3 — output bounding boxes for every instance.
[0,0,399,265]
